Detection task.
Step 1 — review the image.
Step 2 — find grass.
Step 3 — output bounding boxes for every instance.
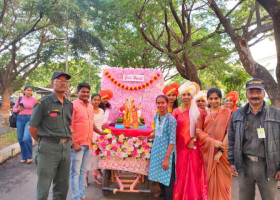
[0,130,18,150]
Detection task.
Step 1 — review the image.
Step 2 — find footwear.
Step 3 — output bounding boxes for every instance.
[278,184,280,189]
[81,197,91,200]
[20,160,26,163]
[85,177,89,188]
[26,159,32,164]
[93,176,102,185]
[154,190,162,198]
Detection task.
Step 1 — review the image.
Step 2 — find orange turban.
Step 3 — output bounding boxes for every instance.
[99,89,114,100]
[226,91,239,112]
[162,83,180,96]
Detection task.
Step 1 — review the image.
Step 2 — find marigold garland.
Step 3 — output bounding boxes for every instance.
[104,70,160,91]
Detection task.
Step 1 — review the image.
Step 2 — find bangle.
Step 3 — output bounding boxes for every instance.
[218,148,224,153]
[165,156,170,158]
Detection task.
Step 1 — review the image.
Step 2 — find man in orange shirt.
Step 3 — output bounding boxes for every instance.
[70,83,104,200]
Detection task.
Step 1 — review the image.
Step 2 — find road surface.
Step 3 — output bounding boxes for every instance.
[0,154,279,200]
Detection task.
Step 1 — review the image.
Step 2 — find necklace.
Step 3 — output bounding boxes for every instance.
[209,107,220,121]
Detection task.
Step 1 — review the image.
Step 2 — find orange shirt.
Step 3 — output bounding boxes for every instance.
[71,99,94,148]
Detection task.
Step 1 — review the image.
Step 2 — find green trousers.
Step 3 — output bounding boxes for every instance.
[34,139,71,200]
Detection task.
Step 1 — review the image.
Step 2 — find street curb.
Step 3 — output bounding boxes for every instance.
[0,139,37,164]
[0,143,20,164]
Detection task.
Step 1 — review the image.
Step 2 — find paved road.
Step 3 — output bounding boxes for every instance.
[0,154,279,200]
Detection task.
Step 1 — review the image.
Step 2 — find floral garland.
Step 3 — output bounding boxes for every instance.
[104,70,160,91]
[93,133,153,160]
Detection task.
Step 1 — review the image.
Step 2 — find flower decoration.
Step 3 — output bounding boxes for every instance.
[104,70,160,91]
[101,67,164,126]
[93,133,153,160]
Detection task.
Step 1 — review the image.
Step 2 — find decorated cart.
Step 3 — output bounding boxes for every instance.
[94,67,163,195]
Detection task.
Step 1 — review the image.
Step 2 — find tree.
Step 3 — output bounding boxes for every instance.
[207,0,279,106]
[26,59,101,93]
[0,0,103,112]
[135,0,230,86]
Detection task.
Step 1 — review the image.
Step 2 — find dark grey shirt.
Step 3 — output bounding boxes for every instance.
[242,104,266,158]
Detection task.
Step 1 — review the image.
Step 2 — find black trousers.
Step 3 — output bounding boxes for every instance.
[159,155,176,200]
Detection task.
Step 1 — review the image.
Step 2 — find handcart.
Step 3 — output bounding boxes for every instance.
[95,126,157,196]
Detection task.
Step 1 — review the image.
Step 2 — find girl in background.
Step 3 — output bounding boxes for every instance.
[86,94,105,187]
[13,85,37,164]
[98,89,113,127]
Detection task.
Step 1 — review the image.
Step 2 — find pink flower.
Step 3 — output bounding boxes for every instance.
[106,151,111,156]
[112,136,117,140]
[101,142,107,148]
[99,135,105,140]
[144,145,150,150]
[128,139,134,145]
[116,152,122,157]
[111,146,117,151]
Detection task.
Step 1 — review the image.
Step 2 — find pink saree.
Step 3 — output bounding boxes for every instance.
[173,108,207,200]
[196,107,232,200]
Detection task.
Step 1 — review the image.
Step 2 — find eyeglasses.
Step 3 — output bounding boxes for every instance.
[54,79,69,83]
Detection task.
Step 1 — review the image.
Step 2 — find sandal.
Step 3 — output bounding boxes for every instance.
[85,177,89,188]
[154,190,162,198]
[26,159,32,164]
[278,184,280,189]
[20,160,26,163]
[93,177,102,185]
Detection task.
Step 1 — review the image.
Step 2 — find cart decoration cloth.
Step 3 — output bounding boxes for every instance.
[99,156,150,176]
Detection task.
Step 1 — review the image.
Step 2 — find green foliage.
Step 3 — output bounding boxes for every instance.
[0,0,103,95]
[26,59,101,93]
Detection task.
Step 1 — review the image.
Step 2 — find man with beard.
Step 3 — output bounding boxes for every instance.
[228,78,280,200]
[70,83,104,200]
[29,71,73,200]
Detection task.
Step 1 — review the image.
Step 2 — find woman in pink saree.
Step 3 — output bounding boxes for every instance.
[197,88,232,200]
[173,82,207,200]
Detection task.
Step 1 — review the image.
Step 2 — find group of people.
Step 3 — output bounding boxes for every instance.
[12,70,280,200]
[13,71,113,200]
[147,79,280,200]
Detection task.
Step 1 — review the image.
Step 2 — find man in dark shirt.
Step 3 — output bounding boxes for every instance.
[228,78,280,200]
[29,71,72,200]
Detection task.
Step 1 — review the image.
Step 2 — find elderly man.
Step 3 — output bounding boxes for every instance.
[29,71,72,200]
[70,83,104,200]
[228,78,280,200]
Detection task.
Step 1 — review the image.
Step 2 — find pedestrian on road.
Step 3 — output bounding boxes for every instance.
[228,78,280,200]
[28,71,72,200]
[13,85,37,164]
[70,83,104,200]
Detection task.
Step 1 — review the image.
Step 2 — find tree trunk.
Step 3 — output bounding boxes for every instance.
[0,87,12,112]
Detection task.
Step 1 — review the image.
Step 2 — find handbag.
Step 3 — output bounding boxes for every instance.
[9,97,22,128]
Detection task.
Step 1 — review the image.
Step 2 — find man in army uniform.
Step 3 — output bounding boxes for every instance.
[29,71,72,200]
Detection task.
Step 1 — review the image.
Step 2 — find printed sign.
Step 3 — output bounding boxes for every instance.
[123,74,145,82]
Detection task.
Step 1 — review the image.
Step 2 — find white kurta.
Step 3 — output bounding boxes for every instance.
[90,108,104,170]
